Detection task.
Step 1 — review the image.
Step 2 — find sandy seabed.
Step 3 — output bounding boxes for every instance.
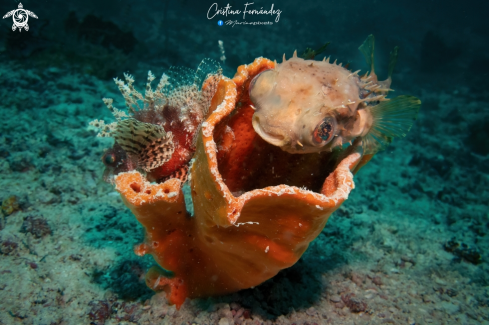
[0,58,488,325]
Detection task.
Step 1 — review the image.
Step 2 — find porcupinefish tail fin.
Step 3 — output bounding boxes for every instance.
[113,118,175,171]
[363,95,421,154]
[359,34,375,75]
[388,46,399,78]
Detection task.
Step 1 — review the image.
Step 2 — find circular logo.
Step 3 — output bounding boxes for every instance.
[217,20,223,26]
[14,10,27,25]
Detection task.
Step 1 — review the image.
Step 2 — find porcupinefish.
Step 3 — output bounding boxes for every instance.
[90,58,222,182]
[249,35,421,154]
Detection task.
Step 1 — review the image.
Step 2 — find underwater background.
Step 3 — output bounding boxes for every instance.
[0,0,488,324]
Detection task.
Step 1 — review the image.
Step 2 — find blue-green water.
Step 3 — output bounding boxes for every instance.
[0,0,488,324]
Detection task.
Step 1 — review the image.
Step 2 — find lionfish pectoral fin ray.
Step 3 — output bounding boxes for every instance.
[363,95,421,154]
[165,58,222,120]
[171,164,189,183]
[194,58,222,89]
[165,66,196,98]
[196,58,222,117]
[113,117,170,157]
[138,132,175,171]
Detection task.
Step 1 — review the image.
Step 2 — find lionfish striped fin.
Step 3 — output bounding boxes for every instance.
[195,58,222,115]
[113,118,166,154]
[172,164,189,183]
[138,133,175,171]
[166,164,189,183]
[113,118,174,171]
[164,59,222,118]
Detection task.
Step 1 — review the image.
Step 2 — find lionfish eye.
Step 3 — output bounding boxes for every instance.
[313,116,336,144]
[102,152,117,167]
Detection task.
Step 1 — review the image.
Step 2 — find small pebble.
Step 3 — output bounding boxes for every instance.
[234,308,244,319]
[446,288,457,297]
[351,273,363,286]
[372,276,383,286]
[330,295,341,303]
[218,318,230,325]
[306,307,317,316]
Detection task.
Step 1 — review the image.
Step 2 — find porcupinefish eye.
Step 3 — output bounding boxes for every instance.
[313,116,337,144]
[102,151,118,167]
[249,69,275,106]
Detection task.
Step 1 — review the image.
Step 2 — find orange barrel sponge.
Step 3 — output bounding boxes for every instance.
[115,58,366,309]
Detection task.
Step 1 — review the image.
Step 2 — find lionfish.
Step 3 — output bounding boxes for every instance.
[90,59,222,183]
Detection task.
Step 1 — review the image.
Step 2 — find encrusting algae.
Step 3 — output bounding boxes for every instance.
[91,35,421,309]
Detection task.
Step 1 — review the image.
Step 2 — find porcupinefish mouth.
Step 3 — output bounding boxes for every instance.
[252,115,286,147]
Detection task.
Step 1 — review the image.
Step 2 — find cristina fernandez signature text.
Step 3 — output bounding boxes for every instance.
[207,2,281,23]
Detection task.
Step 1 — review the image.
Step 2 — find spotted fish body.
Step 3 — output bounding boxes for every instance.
[91,58,222,182]
[249,35,421,155]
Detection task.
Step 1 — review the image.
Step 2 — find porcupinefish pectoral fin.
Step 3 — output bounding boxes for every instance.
[362,95,421,154]
[359,34,375,75]
[113,118,175,171]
